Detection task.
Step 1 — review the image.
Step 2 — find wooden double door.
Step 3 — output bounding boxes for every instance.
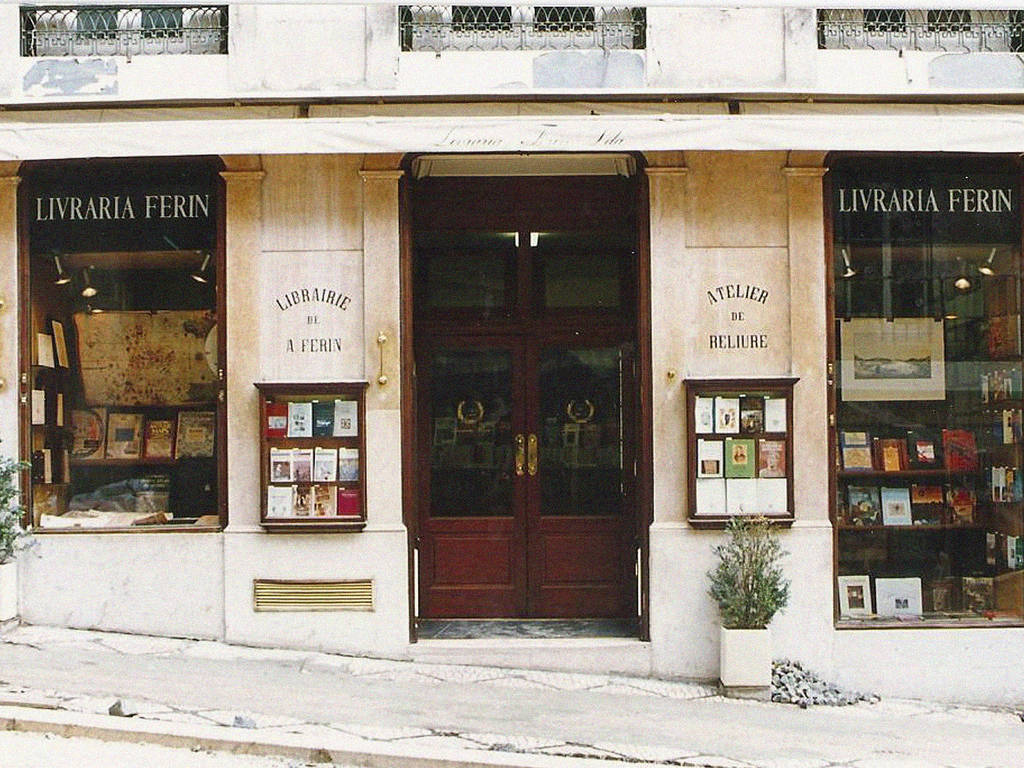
[411,175,642,619]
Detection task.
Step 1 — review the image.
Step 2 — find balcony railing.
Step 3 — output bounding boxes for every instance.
[817,9,1024,52]
[400,5,646,51]
[20,6,228,57]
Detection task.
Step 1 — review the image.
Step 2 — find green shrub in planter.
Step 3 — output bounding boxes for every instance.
[708,517,790,629]
[0,451,30,565]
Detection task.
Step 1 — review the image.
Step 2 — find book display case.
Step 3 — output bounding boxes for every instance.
[685,378,796,528]
[256,382,368,532]
[831,156,1024,626]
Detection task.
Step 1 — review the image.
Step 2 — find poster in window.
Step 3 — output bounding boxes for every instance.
[840,318,945,402]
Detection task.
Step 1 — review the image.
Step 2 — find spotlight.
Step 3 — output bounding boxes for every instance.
[954,274,972,293]
[52,254,71,286]
[978,247,998,277]
[840,248,857,279]
[80,268,97,298]
[190,252,212,284]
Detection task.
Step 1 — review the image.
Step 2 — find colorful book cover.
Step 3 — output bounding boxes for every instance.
[910,484,943,505]
[739,396,764,434]
[948,486,976,524]
[724,438,755,478]
[338,448,360,482]
[270,447,293,482]
[312,400,335,437]
[143,419,176,459]
[941,429,978,472]
[313,484,337,517]
[714,397,740,434]
[880,486,913,526]
[105,412,143,459]
[71,407,107,459]
[292,484,312,516]
[757,439,786,478]
[846,486,881,525]
[313,447,338,481]
[840,431,873,471]
[175,411,216,459]
[292,448,313,482]
[337,488,361,517]
[876,439,906,472]
[696,439,724,478]
[265,402,288,438]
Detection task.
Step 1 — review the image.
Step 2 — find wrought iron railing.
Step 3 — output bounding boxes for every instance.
[400,5,646,51]
[20,6,228,56]
[817,9,1024,52]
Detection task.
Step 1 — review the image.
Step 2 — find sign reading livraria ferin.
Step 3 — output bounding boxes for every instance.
[706,283,771,352]
[274,286,354,355]
[25,160,219,253]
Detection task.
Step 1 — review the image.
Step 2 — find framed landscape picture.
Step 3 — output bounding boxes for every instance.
[840,318,945,402]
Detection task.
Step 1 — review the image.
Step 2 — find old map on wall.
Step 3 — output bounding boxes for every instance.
[74,310,217,406]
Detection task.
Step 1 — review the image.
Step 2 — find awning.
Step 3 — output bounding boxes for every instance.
[5,103,1024,161]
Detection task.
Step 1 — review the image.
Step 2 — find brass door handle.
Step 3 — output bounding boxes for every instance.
[527,433,538,476]
[514,433,526,476]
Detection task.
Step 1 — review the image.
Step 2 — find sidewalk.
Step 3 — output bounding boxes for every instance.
[0,623,1021,768]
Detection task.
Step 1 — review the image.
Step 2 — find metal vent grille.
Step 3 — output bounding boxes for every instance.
[253,579,374,612]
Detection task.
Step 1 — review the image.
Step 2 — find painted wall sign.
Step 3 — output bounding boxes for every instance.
[259,253,364,382]
[705,283,772,352]
[23,160,219,253]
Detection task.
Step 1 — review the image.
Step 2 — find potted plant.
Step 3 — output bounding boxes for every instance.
[0,450,30,623]
[707,516,790,697]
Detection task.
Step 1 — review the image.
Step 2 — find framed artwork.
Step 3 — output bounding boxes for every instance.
[837,574,873,618]
[840,318,945,402]
[875,577,923,618]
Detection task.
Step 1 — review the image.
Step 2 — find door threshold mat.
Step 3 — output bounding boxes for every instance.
[417,618,639,639]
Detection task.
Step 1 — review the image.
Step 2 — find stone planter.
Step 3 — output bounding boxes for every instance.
[0,560,16,622]
[719,626,770,698]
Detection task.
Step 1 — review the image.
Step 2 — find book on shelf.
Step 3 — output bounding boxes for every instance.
[175,411,216,459]
[695,478,726,516]
[739,396,764,434]
[981,368,1023,403]
[143,419,176,459]
[313,484,337,517]
[941,429,978,472]
[906,430,939,467]
[910,484,943,505]
[840,431,874,471]
[714,397,740,435]
[270,447,294,482]
[313,446,338,481]
[961,576,994,613]
[333,399,359,437]
[41,448,52,484]
[763,397,787,433]
[292,485,313,516]
[693,396,715,434]
[947,486,976,524]
[338,448,359,482]
[697,439,724,478]
[880,486,913,526]
[757,439,786,478]
[287,402,313,438]
[724,438,755,478]
[990,465,1024,502]
[337,488,361,517]
[55,393,64,427]
[312,401,335,437]
[31,389,45,426]
[987,314,1021,358]
[51,320,69,368]
[70,407,107,459]
[292,448,313,482]
[105,412,143,459]
[35,332,54,368]
[1001,409,1022,445]
[874,438,908,473]
[265,402,288,438]
[267,485,293,518]
[846,486,881,525]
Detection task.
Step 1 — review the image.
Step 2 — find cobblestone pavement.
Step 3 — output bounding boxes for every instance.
[1,624,1022,768]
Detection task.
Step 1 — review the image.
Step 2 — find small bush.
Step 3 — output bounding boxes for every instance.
[0,451,29,565]
[708,517,790,629]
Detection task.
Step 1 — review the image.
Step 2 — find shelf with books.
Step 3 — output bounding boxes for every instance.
[838,469,967,479]
[684,377,797,528]
[256,382,368,532]
[68,457,182,467]
[838,523,985,532]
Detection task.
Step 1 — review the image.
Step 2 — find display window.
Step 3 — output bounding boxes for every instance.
[829,155,1024,625]
[19,158,225,530]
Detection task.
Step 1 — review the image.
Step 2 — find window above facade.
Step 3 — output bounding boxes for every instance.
[399,5,645,51]
[817,9,1024,52]
[20,6,228,57]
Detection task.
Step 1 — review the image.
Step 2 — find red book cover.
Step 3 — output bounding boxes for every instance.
[266,402,288,438]
[942,429,978,472]
[337,488,361,517]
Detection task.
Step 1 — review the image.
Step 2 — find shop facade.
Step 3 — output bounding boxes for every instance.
[4,140,1024,706]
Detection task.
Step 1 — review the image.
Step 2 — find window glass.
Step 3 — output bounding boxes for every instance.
[533,231,629,310]
[414,231,515,314]
[24,161,222,530]
[831,157,1024,625]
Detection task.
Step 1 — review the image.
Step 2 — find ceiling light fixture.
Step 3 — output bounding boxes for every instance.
[190,252,212,284]
[80,267,97,298]
[52,254,71,285]
[978,247,998,277]
[840,248,857,279]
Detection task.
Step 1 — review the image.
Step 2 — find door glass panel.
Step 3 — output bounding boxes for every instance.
[428,348,514,517]
[539,346,624,516]
[415,231,515,313]
[533,231,631,310]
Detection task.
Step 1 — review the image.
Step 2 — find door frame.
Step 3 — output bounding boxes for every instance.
[400,155,654,639]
